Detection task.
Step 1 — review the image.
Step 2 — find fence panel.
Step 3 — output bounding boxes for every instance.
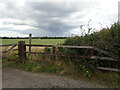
[24,43,120,72]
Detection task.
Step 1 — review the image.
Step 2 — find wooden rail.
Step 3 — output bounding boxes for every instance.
[25,44,54,47]
[0,44,18,47]
[92,47,119,60]
[24,43,120,72]
[26,51,92,58]
[98,67,120,72]
[2,45,18,54]
[25,44,93,49]
[25,44,119,60]
[91,56,118,61]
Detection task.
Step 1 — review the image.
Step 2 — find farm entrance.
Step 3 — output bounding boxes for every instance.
[1,41,120,72]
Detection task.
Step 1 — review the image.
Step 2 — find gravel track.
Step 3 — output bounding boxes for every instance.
[2,68,106,88]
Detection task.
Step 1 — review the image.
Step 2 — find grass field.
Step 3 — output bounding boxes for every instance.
[1,39,66,45]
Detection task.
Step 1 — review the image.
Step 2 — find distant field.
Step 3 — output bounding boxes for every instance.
[1,39,66,45]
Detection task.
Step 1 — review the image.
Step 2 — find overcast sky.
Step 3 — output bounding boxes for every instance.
[0,0,119,37]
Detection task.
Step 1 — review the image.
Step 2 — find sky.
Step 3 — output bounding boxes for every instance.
[0,0,119,37]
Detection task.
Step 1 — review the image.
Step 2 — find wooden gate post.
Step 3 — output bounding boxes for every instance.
[29,34,32,54]
[18,41,26,63]
[53,46,56,60]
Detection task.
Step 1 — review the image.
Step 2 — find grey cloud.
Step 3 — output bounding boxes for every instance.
[0,1,101,37]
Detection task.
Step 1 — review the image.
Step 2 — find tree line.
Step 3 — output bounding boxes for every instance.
[1,36,68,39]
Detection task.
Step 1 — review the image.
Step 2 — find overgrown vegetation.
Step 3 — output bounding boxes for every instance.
[57,22,120,73]
[58,22,120,87]
[9,57,120,88]
[63,22,120,56]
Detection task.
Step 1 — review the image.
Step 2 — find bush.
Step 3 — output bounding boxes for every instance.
[57,22,120,74]
[63,22,120,56]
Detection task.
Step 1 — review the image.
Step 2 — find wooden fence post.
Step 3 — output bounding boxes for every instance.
[53,46,56,60]
[29,34,32,54]
[18,41,26,63]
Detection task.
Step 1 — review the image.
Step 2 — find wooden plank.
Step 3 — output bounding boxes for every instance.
[98,67,120,72]
[1,49,18,54]
[12,49,18,51]
[26,52,92,58]
[25,44,120,60]
[92,47,119,60]
[55,45,93,49]
[25,44,93,49]
[59,54,92,58]
[26,52,53,55]
[91,56,118,61]
[0,44,18,47]
[25,44,54,47]
[26,51,119,61]
[2,44,17,53]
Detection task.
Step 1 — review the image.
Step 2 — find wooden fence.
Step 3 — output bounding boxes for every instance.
[18,41,120,72]
[1,41,120,72]
[0,44,19,66]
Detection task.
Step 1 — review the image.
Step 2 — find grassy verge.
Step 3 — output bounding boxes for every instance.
[2,47,120,88]
[9,57,120,88]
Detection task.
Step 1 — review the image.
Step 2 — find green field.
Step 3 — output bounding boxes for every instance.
[1,39,66,45]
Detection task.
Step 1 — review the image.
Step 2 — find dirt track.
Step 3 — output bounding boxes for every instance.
[2,68,106,88]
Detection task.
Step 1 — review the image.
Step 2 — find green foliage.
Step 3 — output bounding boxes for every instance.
[32,66,41,72]
[94,71,120,88]
[24,60,38,71]
[40,62,64,73]
[12,60,64,74]
[44,47,51,53]
[59,22,120,78]
[75,59,98,77]
[63,22,120,56]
